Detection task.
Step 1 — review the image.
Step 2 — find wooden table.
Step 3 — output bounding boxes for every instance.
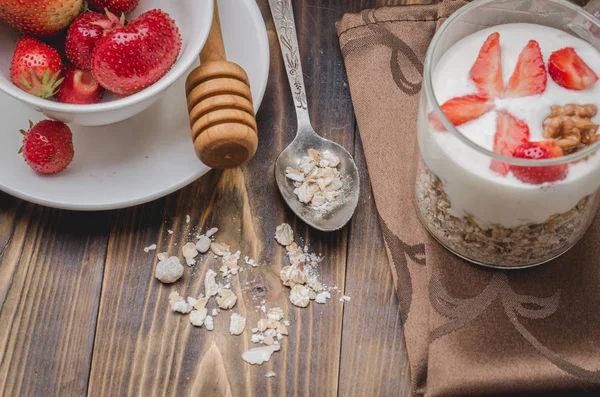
[0,1,415,395]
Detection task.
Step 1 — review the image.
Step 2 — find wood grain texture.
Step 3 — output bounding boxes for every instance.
[339,134,411,397]
[0,199,110,397]
[0,1,415,396]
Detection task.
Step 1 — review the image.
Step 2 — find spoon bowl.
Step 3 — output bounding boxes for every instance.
[275,126,360,232]
[270,0,359,231]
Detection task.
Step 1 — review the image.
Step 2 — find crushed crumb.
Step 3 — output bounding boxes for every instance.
[339,295,351,303]
[155,256,184,284]
[289,284,311,307]
[229,313,246,335]
[186,215,191,223]
[196,235,211,254]
[182,242,198,266]
[267,307,284,321]
[204,315,214,331]
[168,229,174,235]
[157,252,169,261]
[245,256,257,267]
[242,344,281,365]
[216,288,237,310]
[315,291,331,304]
[265,371,276,378]
[251,334,264,344]
[204,269,219,298]
[211,242,229,257]
[206,227,219,238]
[169,291,193,314]
[275,223,294,246]
[189,308,208,327]
[144,244,157,253]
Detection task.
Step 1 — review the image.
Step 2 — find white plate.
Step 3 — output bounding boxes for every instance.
[0,0,270,211]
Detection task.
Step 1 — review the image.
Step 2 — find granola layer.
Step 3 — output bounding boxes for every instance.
[415,165,598,267]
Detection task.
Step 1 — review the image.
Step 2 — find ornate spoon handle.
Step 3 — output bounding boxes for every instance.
[268,0,312,128]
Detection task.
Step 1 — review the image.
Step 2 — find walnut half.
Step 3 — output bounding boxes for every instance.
[543,104,599,154]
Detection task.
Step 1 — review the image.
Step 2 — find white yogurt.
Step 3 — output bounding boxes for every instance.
[421,23,600,227]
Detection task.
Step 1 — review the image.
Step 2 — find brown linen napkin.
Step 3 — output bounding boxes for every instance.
[337,1,600,396]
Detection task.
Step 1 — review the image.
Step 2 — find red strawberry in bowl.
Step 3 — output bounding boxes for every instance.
[503,40,547,98]
[510,140,567,184]
[469,32,503,98]
[490,110,530,176]
[548,47,598,90]
[429,94,493,131]
[65,11,124,72]
[20,120,74,174]
[10,36,64,99]
[91,9,182,97]
[87,0,140,15]
[0,0,83,36]
[56,65,105,104]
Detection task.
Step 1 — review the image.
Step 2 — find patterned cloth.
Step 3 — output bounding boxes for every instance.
[336,1,600,396]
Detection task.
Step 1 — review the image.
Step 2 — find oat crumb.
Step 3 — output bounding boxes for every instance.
[242,344,281,365]
[229,313,246,335]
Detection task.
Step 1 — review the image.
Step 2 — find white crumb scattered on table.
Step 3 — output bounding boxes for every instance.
[196,235,211,253]
[204,315,214,331]
[169,291,193,314]
[242,344,281,365]
[155,256,184,284]
[143,244,157,253]
[206,227,219,238]
[229,313,246,335]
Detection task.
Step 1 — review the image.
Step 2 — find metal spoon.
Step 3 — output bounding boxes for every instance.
[269,0,360,232]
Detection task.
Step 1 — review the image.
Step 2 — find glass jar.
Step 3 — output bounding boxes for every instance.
[415,0,600,268]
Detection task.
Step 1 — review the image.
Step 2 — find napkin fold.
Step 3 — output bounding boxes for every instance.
[336,1,600,396]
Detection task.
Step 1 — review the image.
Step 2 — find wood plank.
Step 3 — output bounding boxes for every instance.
[86,1,364,395]
[0,195,110,397]
[338,134,411,397]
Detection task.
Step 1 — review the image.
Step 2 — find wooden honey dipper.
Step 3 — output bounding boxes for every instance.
[185,1,257,169]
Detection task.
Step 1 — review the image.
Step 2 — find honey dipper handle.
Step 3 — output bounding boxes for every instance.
[200,1,226,63]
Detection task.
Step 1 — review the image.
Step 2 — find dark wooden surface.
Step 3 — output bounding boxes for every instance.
[0,1,415,395]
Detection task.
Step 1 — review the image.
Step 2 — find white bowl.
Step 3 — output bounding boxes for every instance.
[0,0,213,126]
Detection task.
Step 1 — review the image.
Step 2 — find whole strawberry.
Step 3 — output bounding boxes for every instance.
[65,11,124,71]
[10,36,64,99]
[20,120,74,174]
[92,9,182,97]
[87,0,140,15]
[56,65,105,104]
[0,0,83,36]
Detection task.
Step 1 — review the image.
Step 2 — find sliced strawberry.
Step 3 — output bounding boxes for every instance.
[56,65,105,104]
[490,110,530,175]
[510,140,567,184]
[504,40,547,98]
[469,32,503,98]
[548,47,598,90]
[429,94,493,131]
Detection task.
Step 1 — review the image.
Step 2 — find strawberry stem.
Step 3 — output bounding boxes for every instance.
[25,68,64,98]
